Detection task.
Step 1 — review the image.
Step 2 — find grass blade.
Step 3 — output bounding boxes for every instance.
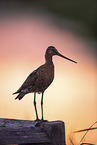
[80,143,95,145]
[79,121,97,144]
[74,127,97,133]
[69,137,75,145]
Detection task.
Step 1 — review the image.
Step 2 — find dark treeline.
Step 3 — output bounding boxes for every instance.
[0,0,97,38]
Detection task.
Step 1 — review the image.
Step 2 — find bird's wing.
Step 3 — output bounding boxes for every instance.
[13,70,37,94]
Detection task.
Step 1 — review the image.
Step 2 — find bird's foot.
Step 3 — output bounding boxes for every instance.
[41,119,48,122]
[34,119,48,127]
[35,118,41,121]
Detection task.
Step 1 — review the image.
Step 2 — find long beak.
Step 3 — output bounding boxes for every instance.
[58,53,77,63]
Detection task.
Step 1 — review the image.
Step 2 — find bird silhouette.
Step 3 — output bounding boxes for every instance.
[13,46,77,120]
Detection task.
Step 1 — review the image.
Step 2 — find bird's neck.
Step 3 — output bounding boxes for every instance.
[45,56,53,65]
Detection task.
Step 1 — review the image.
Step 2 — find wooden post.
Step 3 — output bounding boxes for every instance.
[0,118,66,145]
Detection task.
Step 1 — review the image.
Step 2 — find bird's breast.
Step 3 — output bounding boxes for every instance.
[33,63,54,92]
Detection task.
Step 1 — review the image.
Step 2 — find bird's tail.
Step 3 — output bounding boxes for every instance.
[15,92,25,100]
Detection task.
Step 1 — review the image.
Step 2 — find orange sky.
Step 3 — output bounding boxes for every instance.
[0,15,97,143]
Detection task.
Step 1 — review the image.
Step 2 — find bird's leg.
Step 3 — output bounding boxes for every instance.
[34,92,39,120]
[41,92,44,120]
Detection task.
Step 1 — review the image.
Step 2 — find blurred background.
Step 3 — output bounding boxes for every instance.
[0,0,97,144]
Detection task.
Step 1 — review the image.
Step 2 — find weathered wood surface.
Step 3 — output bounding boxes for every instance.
[0,118,66,145]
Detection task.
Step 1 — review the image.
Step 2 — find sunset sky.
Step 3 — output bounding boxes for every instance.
[0,11,97,143]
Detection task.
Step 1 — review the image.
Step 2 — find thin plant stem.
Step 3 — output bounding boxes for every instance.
[69,137,75,145]
[79,121,97,144]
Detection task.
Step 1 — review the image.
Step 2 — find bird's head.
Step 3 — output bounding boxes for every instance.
[45,46,77,63]
[45,46,59,56]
